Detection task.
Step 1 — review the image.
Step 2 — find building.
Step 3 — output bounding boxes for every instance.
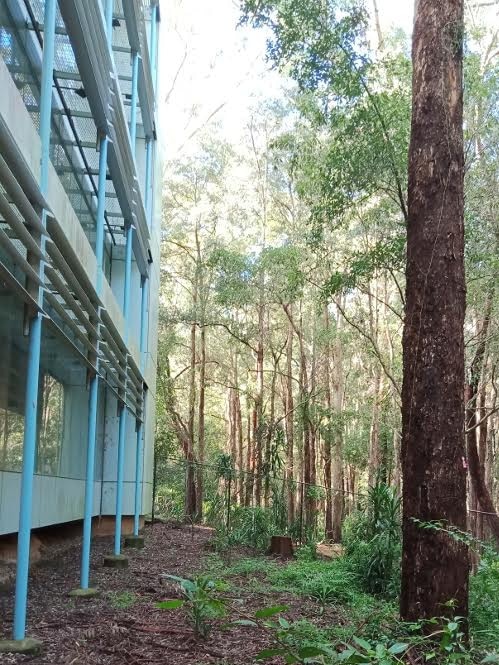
[0,0,160,647]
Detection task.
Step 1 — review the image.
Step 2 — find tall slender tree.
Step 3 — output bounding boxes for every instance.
[400,0,469,621]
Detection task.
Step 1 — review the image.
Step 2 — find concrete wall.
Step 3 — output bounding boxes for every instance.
[0,472,101,535]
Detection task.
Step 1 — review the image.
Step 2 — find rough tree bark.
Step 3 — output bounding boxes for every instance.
[400,0,469,621]
[331,307,344,542]
[285,313,295,525]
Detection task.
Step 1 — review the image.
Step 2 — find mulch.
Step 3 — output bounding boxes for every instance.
[0,523,337,664]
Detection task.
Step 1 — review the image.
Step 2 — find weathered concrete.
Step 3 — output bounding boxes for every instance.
[124,535,145,549]
[0,638,42,655]
[68,587,100,598]
[103,554,129,569]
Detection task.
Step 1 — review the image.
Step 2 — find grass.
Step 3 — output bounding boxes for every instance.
[200,546,499,661]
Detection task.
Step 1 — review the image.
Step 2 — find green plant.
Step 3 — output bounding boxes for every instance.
[338,636,408,665]
[343,483,401,597]
[158,575,226,638]
[296,543,318,562]
[230,506,275,550]
[233,606,334,663]
[412,519,499,653]
[108,590,138,609]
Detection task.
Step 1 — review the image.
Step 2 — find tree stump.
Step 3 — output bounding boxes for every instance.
[269,535,294,559]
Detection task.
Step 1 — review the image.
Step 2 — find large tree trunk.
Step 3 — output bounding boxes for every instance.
[196,323,206,522]
[400,0,469,622]
[186,318,197,520]
[254,302,265,506]
[323,307,334,541]
[331,307,344,542]
[285,314,295,525]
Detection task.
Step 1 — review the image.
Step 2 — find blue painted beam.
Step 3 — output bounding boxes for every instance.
[144,138,152,228]
[114,222,133,554]
[133,418,144,537]
[150,4,158,95]
[78,0,114,592]
[114,402,127,555]
[129,51,139,158]
[95,135,109,295]
[80,373,98,589]
[13,0,56,641]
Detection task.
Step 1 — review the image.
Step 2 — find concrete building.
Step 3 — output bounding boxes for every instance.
[0,0,160,647]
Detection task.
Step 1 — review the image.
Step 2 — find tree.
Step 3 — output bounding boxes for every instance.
[400,0,469,622]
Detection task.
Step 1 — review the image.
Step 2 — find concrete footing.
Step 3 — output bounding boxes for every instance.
[0,638,42,655]
[124,535,145,549]
[68,587,100,598]
[103,554,129,569]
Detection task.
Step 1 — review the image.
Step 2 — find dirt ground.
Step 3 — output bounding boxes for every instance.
[0,523,334,664]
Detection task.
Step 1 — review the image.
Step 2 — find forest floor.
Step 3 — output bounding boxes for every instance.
[0,522,346,664]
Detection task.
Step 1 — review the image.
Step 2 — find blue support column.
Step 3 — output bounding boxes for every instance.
[150,4,158,94]
[95,136,108,295]
[105,0,113,45]
[12,0,56,643]
[132,276,148,537]
[145,138,153,228]
[133,419,144,537]
[71,0,115,593]
[75,133,107,592]
[129,51,139,158]
[112,224,133,555]
[114,403,127,555]
[79,374,98,589]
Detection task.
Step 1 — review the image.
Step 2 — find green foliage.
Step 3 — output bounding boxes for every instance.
[233,605,335,663]
[295,543,318,562]
[229,506,276,551]
[470,555,499,651]
[159,575,226,638]
[322,235,406,297]
[343,483,401,597]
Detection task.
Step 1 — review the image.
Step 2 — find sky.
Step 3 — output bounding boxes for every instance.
[159,1,414,157]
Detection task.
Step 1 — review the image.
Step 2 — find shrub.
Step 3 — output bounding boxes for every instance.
[343,483,401,597]
[158,575,226,638]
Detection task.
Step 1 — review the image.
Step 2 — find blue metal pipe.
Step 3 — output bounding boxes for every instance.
[80,374,99,588]
[113,223,133,553]
[139,276,148,360]
[133,419,143,536]
[13,0,56,641]
[150,4,158,94]
[145,138,152,226]
[129,51,139,158]
[105,0,113,45]
[114,403,127,555]
[95,136,108,295]
[133,275,148,535]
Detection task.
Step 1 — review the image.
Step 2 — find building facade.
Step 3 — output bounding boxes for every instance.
[0,0,160,643]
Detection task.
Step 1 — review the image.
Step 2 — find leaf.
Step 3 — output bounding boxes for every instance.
[298,645,334,658]
[353,637,372,652]
[255,648,287,660]
[255,605,289,619]
[447,622,458,632]
[278,616,291,629]
[388,643,409,655]
[157,599,184,609]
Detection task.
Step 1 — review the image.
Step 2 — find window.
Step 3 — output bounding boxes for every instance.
[36,373,65,476]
